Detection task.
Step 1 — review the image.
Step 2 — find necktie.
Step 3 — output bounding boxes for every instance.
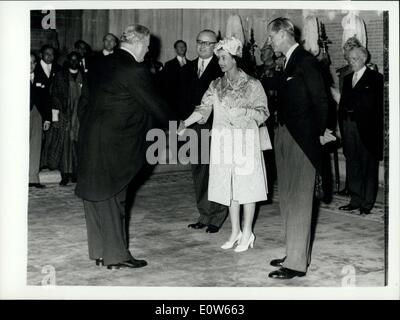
[198,59,204,78]
[352,72,358,88]
[180,57,186,67]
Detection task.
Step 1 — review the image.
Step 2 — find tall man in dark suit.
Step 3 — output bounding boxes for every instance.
[265,18,335,279]
[161,40,190,120]
[338,46,383,215]
[179,30,228,234]
[75,24,169,270]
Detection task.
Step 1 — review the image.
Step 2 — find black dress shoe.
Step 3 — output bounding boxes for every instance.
[270,256,286,267]
[360,208,372,215]
[338,204,359,211]
[95,258,104,266]
[59,178,70,186]
[29,183,46,189]
[337,188,351,196]
[188,222,206,229]
[268,267,306,279]
[107,258,147,270]
[206,224,219,233]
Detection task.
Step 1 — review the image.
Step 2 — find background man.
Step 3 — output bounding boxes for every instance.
[338,46,383,215]
[75,24,169,270]
[29,52,51,188]
[161,40,191,120]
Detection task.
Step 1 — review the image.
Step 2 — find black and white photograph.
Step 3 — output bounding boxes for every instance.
[0,1,399,300]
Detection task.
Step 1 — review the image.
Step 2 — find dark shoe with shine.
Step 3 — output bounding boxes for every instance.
[268,267,306,279]
[270,256,286,267]
[107,258,147,269]
[95,258,104,266]
[337,188,351,196]
[360,208,372,215]
[338,204,359,211]
[29,183,46,189]
[206,224,219,233]
[188,222,206,229]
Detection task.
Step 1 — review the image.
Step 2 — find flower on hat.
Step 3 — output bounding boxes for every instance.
[214,37,243,58]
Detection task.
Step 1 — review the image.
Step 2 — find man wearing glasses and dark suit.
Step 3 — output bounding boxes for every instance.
[179,30,228,234]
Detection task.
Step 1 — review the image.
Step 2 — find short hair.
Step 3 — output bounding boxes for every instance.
[40,44,55,54]
[349,46,369,61]
[197,29,217,41]
[343,36,362,52]
[267,17,295,38]
[67,51,79,60]
[120,24,150,44]
[174,40,186,49]
[103,33,119,44]
[74,39,89,49]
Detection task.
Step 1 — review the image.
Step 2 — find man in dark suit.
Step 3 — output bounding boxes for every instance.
[75,24,169,270]
[338,46,383,215]
[34,45,62,169]
[29,52,51,188]
[161,40,190,120]
[74,40,92,75]
[265,18,335,279]
[179,30,228,233]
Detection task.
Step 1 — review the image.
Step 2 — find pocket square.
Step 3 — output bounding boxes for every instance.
[35,82,42,87]
[286,77,295,81]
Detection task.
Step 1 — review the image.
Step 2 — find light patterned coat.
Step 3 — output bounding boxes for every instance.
[195,69,269,206]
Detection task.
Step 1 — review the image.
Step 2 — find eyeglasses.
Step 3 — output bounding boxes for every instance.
[196,40,217,47]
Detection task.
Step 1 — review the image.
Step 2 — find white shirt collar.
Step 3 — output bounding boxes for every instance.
[69,68,78,74]
[120,46,140,62]
[354,65,367,79]
[198,56,213,70]
[284,43,299,68]
[177,56,186,63]
[103,49,113,56]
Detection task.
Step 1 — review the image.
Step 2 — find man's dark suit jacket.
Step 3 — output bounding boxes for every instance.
[75,48,169,201]
[32,62,62,121]
[338,67,384,160]
[276,46,329,173]
[178,55,223,122]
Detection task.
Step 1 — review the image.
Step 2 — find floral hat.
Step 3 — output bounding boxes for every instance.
[214,36,243,58]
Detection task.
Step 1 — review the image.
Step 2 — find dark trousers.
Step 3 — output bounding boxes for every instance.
[275,125,316,272]
[83,187,131,265]
[191,123,227,227]
[342,119,379,210]
[29,107,42,183]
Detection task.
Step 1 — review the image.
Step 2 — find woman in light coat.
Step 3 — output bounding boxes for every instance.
[179,37,269,252]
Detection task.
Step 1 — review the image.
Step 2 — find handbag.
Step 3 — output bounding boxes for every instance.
[259,123,272,151]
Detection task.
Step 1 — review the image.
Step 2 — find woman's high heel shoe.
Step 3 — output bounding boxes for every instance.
[234,233,255,252]
[221,231,242,250]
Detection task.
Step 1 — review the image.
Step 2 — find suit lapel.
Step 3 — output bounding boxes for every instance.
[353,67,370,89]
[199,55,218,79]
